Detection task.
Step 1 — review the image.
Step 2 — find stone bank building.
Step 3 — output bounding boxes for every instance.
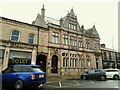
[0,6,102,76]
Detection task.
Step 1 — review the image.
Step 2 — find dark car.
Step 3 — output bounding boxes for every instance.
[81,69,107,81]
[0,65,46,89]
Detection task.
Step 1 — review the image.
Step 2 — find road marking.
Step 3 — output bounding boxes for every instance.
[38,84,43,88]
[47,85,59,88]
[114,86,118,88]
[89,80,94,83]
[59,81,62,87]
[73,80,80,85]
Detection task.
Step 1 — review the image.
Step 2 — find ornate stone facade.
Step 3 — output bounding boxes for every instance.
[33,6,102,76]
[1,6,102,77]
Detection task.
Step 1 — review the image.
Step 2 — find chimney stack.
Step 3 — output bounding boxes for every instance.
[41,4,45,19]
[100,44,106,48]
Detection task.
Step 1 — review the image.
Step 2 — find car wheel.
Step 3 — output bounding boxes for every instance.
[100,76,106,81]
[15,80,24,90]
[82,76,87,80]
[113,75,119,80]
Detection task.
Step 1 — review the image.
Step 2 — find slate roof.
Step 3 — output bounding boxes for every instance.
[45,16,59,25]
[33,7,100,39]
[86,25,100,38]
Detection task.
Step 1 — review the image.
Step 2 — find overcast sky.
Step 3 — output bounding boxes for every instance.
[1,0,119,50]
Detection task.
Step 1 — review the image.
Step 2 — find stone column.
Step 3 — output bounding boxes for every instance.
[31,47,37,65]
[3,47,10,70]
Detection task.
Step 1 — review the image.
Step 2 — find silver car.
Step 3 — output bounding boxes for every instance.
[104,68,120,80]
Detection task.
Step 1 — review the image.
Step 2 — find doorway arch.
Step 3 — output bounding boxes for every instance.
[36,54,46,72]
[51,55,58,73]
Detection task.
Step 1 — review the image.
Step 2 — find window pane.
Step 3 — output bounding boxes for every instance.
[66,58,68,67]
[56,33,58,36]
[29,39,34,44]
[63,57,65,67]
[11,31,19,41]
[11,36,18,41]
[29,34,34,44]
[12,31,19,36]
[56,37,58,43]
[52,36,54,43]
[30,34,34,38]
[0,49,4,59]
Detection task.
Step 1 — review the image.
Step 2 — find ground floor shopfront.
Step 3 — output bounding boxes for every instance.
[102,60,120,69]
[116,60,120,69]
[102,60,116,69]
[1,43,102,77]
[0,41,37,71]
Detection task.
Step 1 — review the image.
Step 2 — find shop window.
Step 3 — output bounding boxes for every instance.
[9,50,32,65]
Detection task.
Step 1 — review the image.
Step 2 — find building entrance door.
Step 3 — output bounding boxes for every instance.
[51,55,58,73]
[36,54,46,72]
[96,58,99,69]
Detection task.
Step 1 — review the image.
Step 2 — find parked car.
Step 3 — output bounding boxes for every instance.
[104,68,120,80]
[1,65,46,89]
[81,69,107,81]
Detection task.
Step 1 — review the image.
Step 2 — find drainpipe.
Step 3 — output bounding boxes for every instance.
[37,27,40,58]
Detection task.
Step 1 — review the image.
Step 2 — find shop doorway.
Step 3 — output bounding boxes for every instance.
[36,54,46,72]
[96,58,99,69]
[51,55,58,73]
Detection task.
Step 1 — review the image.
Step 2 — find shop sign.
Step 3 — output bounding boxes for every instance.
[8,58,31,65]
[11,42,33,49]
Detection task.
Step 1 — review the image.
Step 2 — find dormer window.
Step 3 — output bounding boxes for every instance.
[74,25,76,30]
[69,23,71,29]
[69,23,76,30]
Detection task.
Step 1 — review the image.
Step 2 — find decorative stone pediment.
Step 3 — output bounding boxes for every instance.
[60,8,81,32]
